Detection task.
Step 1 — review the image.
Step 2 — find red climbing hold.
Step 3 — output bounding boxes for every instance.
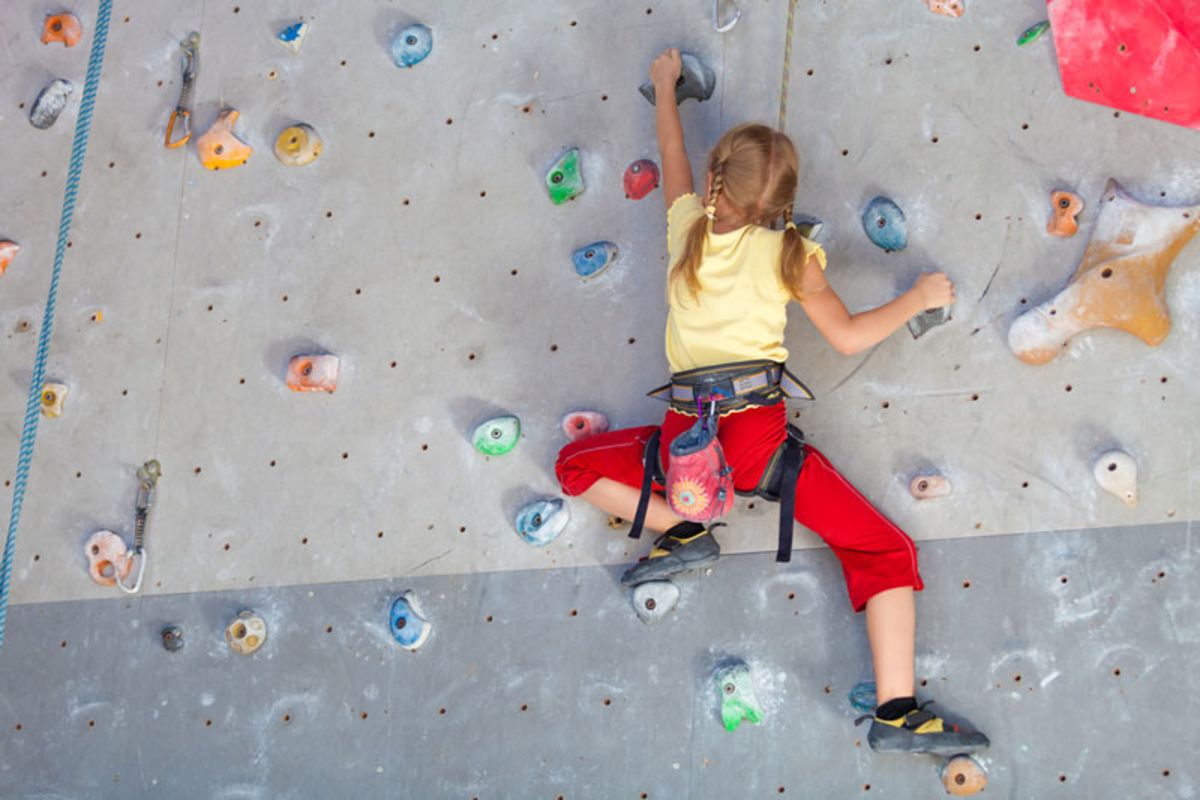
[1049,0,1200,130]
[623,159,660,200]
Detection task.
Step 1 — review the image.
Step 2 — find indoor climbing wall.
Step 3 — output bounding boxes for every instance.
[1,0,1197,797]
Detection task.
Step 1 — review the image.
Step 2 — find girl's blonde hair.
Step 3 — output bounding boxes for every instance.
[671,123,808,301]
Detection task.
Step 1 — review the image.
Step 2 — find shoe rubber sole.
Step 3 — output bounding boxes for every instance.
[619,551,720,586]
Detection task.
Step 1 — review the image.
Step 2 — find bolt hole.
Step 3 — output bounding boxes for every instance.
[1113,668,1121,676]
[841,149,849,157]
[520,704,528,712]
[360,711,368,719]
[1101,268,1113,278]
[1022,481,1030,488]
[1065,384,1072,392]
[283,714,291,722]
[1059,775,1067,783]
[485,615,493,622]
[438,707,446,715]
[962,580,971,588]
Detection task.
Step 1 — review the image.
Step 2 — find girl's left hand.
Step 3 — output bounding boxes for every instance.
[650,48,682,89]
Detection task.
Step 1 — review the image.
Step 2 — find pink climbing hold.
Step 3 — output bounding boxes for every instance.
[1049,0,1200,130]
[0,240,19,276]
[623,159,660,200]
[562,411,610,442]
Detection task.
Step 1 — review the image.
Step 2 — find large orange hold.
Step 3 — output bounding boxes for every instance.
[941,756,987,796]
[287,354,339,392]
[41,13,82,47]
[1047,190,1084,237]
[1009,179,1200,364]
[85,530,133,587]
[196,109,253,170]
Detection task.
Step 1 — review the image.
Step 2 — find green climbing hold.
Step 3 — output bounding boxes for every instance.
[545,148,584,205]
[473,415,521,456]
[716,662,764,732]
[1017,20,1049,46]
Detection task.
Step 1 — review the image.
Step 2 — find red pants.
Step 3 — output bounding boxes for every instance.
[555,403,923,611]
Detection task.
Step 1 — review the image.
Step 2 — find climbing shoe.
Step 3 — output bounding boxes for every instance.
[619,524,722,586]
[857,700,990,756]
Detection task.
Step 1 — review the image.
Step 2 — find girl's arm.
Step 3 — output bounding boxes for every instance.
[798,265,956,355]
[650,49,694,208]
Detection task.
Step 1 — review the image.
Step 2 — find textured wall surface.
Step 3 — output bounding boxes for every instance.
[1,0,1197,796]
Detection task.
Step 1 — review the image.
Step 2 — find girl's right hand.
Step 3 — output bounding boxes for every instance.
[913,271,956,310]
[650,48,682,89]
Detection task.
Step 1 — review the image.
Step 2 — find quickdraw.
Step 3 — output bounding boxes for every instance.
[115,459,160,594]
[164,32,199,149]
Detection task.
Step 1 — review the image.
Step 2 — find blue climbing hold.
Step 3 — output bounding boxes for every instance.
[275,20,309,53]
[515,498,570,546]
[861,197,908,252]
[572,241,618,279]
[848,681,877,714]
[389,593,431,651]
[391,23,432,68]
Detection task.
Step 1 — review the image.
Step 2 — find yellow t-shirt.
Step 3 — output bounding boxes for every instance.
[664,193,827,373]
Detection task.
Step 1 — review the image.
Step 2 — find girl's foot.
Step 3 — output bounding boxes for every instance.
[857,699,990,756]
[620,523,723,585]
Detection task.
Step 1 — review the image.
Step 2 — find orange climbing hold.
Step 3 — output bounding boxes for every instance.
[195,109,253,170]
[1009,179,1200,365]
[0,240,18,276]
[287,355,339,393]
[925,0,964,18]
[1047,190,1084,237]
[41,13,82,47]
[84,530,133,587]
[941,755,988,795]
[910,474,952,500]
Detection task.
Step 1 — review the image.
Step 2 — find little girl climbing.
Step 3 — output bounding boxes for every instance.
[555,48,989,755]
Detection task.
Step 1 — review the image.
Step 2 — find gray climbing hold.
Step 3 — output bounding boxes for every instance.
[631,580,679,624]
[29,78,73,129]
[793,213,824,240]
[161,626,185,652]
[639,52,716,106]
[908,305,952,339]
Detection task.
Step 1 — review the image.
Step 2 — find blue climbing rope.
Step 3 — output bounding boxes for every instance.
[0,0,114,652]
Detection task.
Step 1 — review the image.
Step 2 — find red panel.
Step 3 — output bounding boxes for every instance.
[1048,0,1200,129]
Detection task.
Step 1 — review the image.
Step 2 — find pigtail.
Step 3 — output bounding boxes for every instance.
[779,203,809,302]
[669,162,725,300]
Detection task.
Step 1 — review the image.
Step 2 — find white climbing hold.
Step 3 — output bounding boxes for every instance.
[1093,450,1138,507]
[909,473,952,500]
[632,580,679,624]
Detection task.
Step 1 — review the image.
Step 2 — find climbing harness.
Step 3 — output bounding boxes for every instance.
[115,460,160,595]
[0,0,114,651]
[164,31,199,149]
[632,361,810,562]
[648,359,813,416]
[713,0,741,33]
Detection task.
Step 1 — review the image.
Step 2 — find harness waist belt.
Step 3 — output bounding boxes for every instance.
[648,360,814,414]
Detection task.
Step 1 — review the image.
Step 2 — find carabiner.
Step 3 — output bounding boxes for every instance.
[164,108,191,148]
[714,0,740,33]
[115,546,147,594]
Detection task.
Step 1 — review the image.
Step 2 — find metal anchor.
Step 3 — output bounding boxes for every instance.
[713,0,740,32]
[164,32,199,148]
[115,459,160,594]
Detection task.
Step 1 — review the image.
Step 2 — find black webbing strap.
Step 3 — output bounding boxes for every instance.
[774,434,805,562]
[628,429,661,541]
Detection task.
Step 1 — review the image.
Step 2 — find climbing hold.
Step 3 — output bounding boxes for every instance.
[195,109,252,170]
[391,23,433,68]
[924,0,964,18]
[716,661,764,732]
[29,78,73,129]
[276,20,309,53]
[861,196,908,252]
[286,354,339,393]
[1093,450,1138,508]
[389,593,431,651]
[225,610,267,655]
[473,415,520,456]
[84,530,133,587]
[910,474,952,500]
[1047,190,1084,237]
[562,410,610,442]
[545,148,584,205]
[639,52,716,106]
[632,581,679,625]
[908,306,952,339]
[572,241,618,279]
[793,213,824,240]
[274,123,323,166]
[1008,180,1200,365]
[941,755,988,796]
[0,241,19,276]
[848,681,877,714]
[1017,20,1050,46]
[515,498,570,547]
[161,626,185,652]
[41,13,82,47]
[40,383,68,418]
[623,159,660,200]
